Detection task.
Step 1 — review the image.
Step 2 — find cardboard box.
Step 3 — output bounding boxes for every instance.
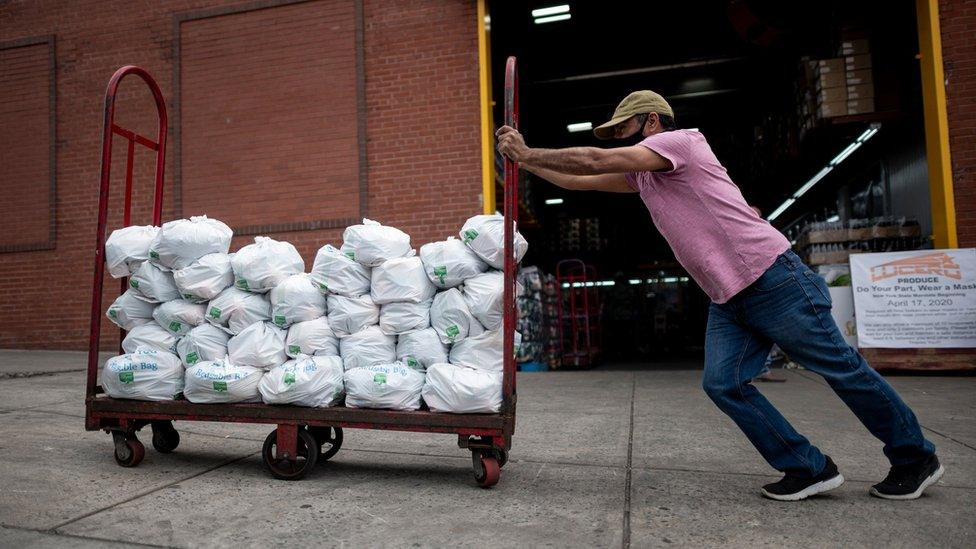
[845,53,872,71]
[847,97,875,114]
[817,71,847,90]
[847,83,875,100]
[815,58,846,74]
[840,38,870,55]
[817,85,848,104]
[818,100,849,118]
[845,69,874,86]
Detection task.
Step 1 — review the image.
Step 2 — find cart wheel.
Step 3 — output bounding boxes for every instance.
[151,421,180,454]
[472,451,500,488]
[114,437,145,468]
[262,428,317,480]
[492,448,509,468]
[308,426,343,461]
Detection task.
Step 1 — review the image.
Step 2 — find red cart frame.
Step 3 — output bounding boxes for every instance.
[84,58,521,487]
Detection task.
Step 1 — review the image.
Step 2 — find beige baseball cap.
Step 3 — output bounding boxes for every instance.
[593,90,674,140]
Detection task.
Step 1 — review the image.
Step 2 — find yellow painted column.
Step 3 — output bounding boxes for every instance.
[477,0,496,214]
[916,0,958,248]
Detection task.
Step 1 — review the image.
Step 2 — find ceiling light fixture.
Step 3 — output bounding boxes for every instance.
[531,5,569,17]
[534,13,571,24]
[567,121,592,133]
[545,198,564,205]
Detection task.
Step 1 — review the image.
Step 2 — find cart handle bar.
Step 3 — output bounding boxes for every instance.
[502,56,519,413]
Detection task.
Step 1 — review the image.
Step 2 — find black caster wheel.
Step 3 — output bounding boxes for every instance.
[113,434,146,467]
[151,421,180,454]
[307,426,343,461]
[262,428,317,480]
[491,448,509,468]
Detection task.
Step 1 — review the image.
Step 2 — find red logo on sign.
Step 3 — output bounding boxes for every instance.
[870,252,963,282]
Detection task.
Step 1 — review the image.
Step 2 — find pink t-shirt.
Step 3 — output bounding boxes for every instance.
[626,130,790,304]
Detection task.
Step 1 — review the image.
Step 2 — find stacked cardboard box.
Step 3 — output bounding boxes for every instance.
[814,39,875,119]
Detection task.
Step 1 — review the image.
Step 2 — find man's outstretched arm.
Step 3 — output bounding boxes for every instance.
[496,125,672,175]
[522,165,635,193]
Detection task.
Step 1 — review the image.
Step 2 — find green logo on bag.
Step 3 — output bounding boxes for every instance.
[108,309,118,319]
[373,373,387,385]
[183,293,196,300]
[463,229,478,243]
[209,306,221,319]
[407,357,419,369]
[446,324,460,341]
[318,282,328,291]
[119,371,134,384]
[186,352,199,365]
[288,344,301,354]
[213,381,228,392]
[433,266,447,284]
[274,315,286,327]
[149,250,159,260]
[284,372,296,385]
[344,251,356,260]
[235,278,249,291]
[169,321,182,333]
[129,279,139,289]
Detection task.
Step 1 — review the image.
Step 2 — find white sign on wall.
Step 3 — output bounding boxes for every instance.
[850,249,976,348]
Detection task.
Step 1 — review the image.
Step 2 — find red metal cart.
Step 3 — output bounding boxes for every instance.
[555,259,602,368]
[84,58,522,487]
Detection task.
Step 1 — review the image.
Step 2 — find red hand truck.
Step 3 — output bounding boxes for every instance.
[84,57,521,487]
[555,259,601,368]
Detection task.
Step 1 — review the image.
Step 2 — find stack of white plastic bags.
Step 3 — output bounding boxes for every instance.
[101,212,526,415]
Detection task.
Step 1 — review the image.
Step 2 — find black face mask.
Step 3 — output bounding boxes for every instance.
[627,114,649,144]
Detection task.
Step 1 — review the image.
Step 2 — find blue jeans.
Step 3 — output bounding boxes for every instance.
[703,250,935,477]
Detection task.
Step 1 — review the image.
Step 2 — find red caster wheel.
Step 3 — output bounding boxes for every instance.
[113,434,145,467]
[473,451,500,488]
[262,428,317,480]
[307,426,343,461]
[492,448,509,468]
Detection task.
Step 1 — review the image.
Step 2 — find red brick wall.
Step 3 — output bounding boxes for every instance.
[0,0,482,350]
[0,41,52,248]
[940,0,976,247]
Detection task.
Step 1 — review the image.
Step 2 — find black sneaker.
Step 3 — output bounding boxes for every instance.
[761,456,845,501]
[870,454,944,500]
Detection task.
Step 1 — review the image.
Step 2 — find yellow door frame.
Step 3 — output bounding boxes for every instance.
[477,0,495,214]
[916,0,957,248]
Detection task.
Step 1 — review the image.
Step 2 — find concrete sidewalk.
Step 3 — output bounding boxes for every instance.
[0,354,973,548]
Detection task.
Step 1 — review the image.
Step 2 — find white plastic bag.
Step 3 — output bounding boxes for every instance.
[206,287,271,335]
[462,271,504,331]
[153,299,206,336]
[419,237,488,289]
[396,327,448,371]
[341,218,411,267]
[422,363,502,413]
[101,347,184,401]
[231,236,305,293]
[149,215,233,270]
[258,355,344,407]
[326,294,379,338]
[122,323,179,354]
[343,362,424,411]
[129,261,181,303]
[430,288,484,344]
[173,252,234,303]
[449,329,505,372]
[460,213,528,269]
[177,323,230,367]
[105,225,158,278]
[371,256,436,305]
[379,299,431,335]
[270,273,326,328]
[106,290,156,330]
[309,244,371,297]
[227,321,287,370]
[285,316,340,358]
[339,325,395,371]
[184,358,264,404]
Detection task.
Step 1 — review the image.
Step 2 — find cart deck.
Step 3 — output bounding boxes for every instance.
[84,58,522,487]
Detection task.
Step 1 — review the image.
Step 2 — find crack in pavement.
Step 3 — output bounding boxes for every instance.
[1,524,176,548]
[622,371,636,549]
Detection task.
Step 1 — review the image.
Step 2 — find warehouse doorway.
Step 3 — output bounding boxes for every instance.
[489,1,932,369]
